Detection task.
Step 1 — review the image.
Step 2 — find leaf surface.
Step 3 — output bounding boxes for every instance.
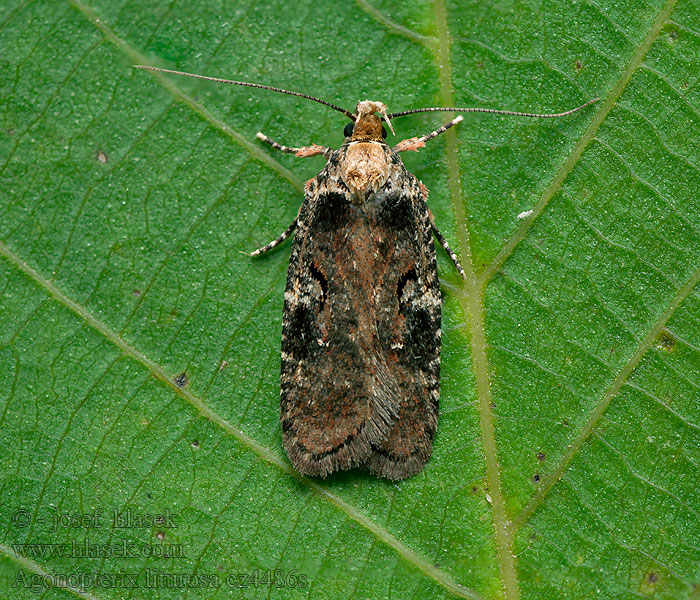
[1,0,699,598]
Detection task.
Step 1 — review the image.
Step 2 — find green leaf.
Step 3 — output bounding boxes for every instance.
[1,0,699,598]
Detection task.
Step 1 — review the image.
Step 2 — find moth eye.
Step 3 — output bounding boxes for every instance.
[343,122,354,138]
[381,126,387,139]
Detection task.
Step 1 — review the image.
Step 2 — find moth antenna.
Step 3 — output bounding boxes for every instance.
[374,104,395,135]
[134,65,355,120]
[382,113,395,136]
[387,97,599,119]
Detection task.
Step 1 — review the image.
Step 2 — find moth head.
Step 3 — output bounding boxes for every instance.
[345,100,394,142]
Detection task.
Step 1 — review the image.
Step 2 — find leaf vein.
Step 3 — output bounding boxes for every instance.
[51,100,174,282]
[355,0,436,48]
[0,542,102,600]
[67,0,303,193]
[481,0,680,284]
[0,240,482,600]
[0,35,102,181]
[594,430,700,521]
[119,137,247,335]
[24,355,120,543]
[512,260,700,530]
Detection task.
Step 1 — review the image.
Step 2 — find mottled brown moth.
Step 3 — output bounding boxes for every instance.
[136,65,596,480]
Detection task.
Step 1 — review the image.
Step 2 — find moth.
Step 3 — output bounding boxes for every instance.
[136,65,596,480]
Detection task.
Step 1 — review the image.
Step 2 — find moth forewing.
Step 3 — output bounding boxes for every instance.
[280,124,442,480]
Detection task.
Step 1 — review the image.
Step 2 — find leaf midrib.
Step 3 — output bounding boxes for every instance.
[430,1,523,597]
[435,0,685,597]
[424,0,686,597]
[484,0,683,528]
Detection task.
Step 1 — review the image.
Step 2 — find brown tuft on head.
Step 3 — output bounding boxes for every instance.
[352,113,384,141]
[351,100,393,141]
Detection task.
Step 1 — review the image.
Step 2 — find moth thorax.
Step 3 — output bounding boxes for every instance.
[341,142,389,198]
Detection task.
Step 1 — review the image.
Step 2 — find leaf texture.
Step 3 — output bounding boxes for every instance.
[1,0,699,598]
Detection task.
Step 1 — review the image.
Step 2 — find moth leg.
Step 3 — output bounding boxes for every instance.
[393,116,464,153]
[244,216,298,257]
[429,211,466,279]
[256,132,331,158]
